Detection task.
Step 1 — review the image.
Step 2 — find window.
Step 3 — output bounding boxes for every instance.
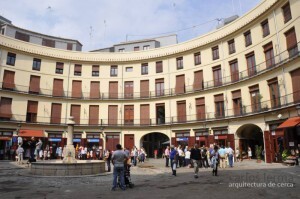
[74,64,82,76]
[2,70,15,90]
[176,57,183,69]
[194,52,201,65]
[143,45,150,50]
[140,80,149,98]
[67,43,73,50]
[156,61,163,73]
[268,78,281,108]
[285,28,298,57]
[51,103,62,124]
[177,101,186,123]
[42,38,55,47]
[261,19,270,37]
[1,28,4,35]
[196,98,205,120]
[246,52,256,77]
[249,85,261,112]
[290,68,300,103]
[56,62,64,74]
[6,52,16,66]
[124,81,134,99]
[141,63,148,75]
[15,31,29,42]
[124,105,134,125]
[134,46,140,51]
[175,75,185,94]
[140,104,150,125]
[29,75,40,94]
[126,67,133,72]
[156,103,165,124]
[32,58,41,71]
[92,65,99,76]
[193,70,204,91]
[282,3,292,23]
[214,94,224,118]
[244,31,252,47]
[26,101,38,123]
[109,81,118,99]
[108,105,118,125]
[155,79,164,96]
[70,105,81,124]
[232,90,242,116]
[228,39,236,54]
[229,59,239,82]
[53,79,64,97]
[0,97,12,119]
[89,105,99,125]
[213,65,222,87]
[212,46,219,60]
[264,42,275,68]
[90,81,100,99]
[110,65,118,76]
[72,80,82,98]
[119,48,125,52]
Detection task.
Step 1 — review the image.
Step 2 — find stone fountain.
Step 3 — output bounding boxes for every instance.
[30,117,105,176]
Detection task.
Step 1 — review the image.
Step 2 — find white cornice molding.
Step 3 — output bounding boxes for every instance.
[0,0,278,62]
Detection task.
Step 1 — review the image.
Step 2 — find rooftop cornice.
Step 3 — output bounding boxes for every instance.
[0,0,278,63]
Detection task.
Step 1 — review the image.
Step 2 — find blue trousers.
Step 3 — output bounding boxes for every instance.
[112,166,125,189]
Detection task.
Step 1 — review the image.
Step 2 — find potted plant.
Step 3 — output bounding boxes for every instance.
[282,149,290,161]
[255,145,262,163]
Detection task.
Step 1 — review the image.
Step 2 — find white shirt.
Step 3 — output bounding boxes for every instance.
[185,151,191,159]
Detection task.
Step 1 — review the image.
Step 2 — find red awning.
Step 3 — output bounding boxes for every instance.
[18,129,45,137]
[276,117,300,129]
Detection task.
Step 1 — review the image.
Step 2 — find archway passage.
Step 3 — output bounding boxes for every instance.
[141,132,169,158]
[236,124,264,159]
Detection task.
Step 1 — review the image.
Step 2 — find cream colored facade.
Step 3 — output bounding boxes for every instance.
[0,0,300,161]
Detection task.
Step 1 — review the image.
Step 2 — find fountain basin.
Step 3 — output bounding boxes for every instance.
[30,160,106,176]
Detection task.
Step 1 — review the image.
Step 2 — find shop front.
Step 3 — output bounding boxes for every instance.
[194,128,209,147]
[86,133,102,150]
[171,131,193,147]
[0,131,13,160]
[19,129,45,159]
[105,133,120,151]
[212,127,235,150]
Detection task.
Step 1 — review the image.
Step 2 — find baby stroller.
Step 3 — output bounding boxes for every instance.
[118,164,134,188]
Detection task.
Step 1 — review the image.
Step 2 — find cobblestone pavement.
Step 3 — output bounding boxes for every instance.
[0,159,299,199]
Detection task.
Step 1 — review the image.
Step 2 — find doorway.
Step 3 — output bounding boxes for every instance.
[141,132,169,158]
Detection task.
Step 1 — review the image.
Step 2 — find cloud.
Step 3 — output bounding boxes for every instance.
[0,0,261,51]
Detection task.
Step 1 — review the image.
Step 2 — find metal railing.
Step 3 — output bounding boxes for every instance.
[1,91,299,127]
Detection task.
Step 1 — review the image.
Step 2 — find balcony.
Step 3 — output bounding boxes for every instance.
[1,42,299,100]
[1,91,299,127]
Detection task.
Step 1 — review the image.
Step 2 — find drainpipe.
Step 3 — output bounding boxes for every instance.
[273,10,288,105]
[65,61,71,124]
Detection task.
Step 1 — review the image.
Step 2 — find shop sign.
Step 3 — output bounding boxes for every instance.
[87,139,99,143]
[73,139,81,142]
[3,132,12,136]
[176,137,188,141]
[49,138,61,142]
[289,142,295,147]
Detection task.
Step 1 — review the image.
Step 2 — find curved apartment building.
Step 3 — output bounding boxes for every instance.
[0,0,299,162]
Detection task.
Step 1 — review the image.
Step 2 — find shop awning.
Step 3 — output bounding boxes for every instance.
[18,129,45,137]
[0,136,11,141]
[276,117,300,129]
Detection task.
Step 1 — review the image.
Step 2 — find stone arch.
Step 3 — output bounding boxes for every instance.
[236,124,264,159]
[140,132,170,158]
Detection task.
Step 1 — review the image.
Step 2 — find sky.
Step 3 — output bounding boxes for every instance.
[0,0,261,51]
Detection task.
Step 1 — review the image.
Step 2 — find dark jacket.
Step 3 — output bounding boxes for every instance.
[190,148,201,160]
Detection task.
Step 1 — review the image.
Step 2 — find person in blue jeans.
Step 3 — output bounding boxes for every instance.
[111,144,128,191]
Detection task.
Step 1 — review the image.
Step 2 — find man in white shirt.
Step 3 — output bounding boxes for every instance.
[227,146,234,167]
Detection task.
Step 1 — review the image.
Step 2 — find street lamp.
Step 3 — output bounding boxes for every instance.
[296,105,300,116]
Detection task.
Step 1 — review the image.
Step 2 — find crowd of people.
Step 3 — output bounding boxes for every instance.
[164,144,235,177]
